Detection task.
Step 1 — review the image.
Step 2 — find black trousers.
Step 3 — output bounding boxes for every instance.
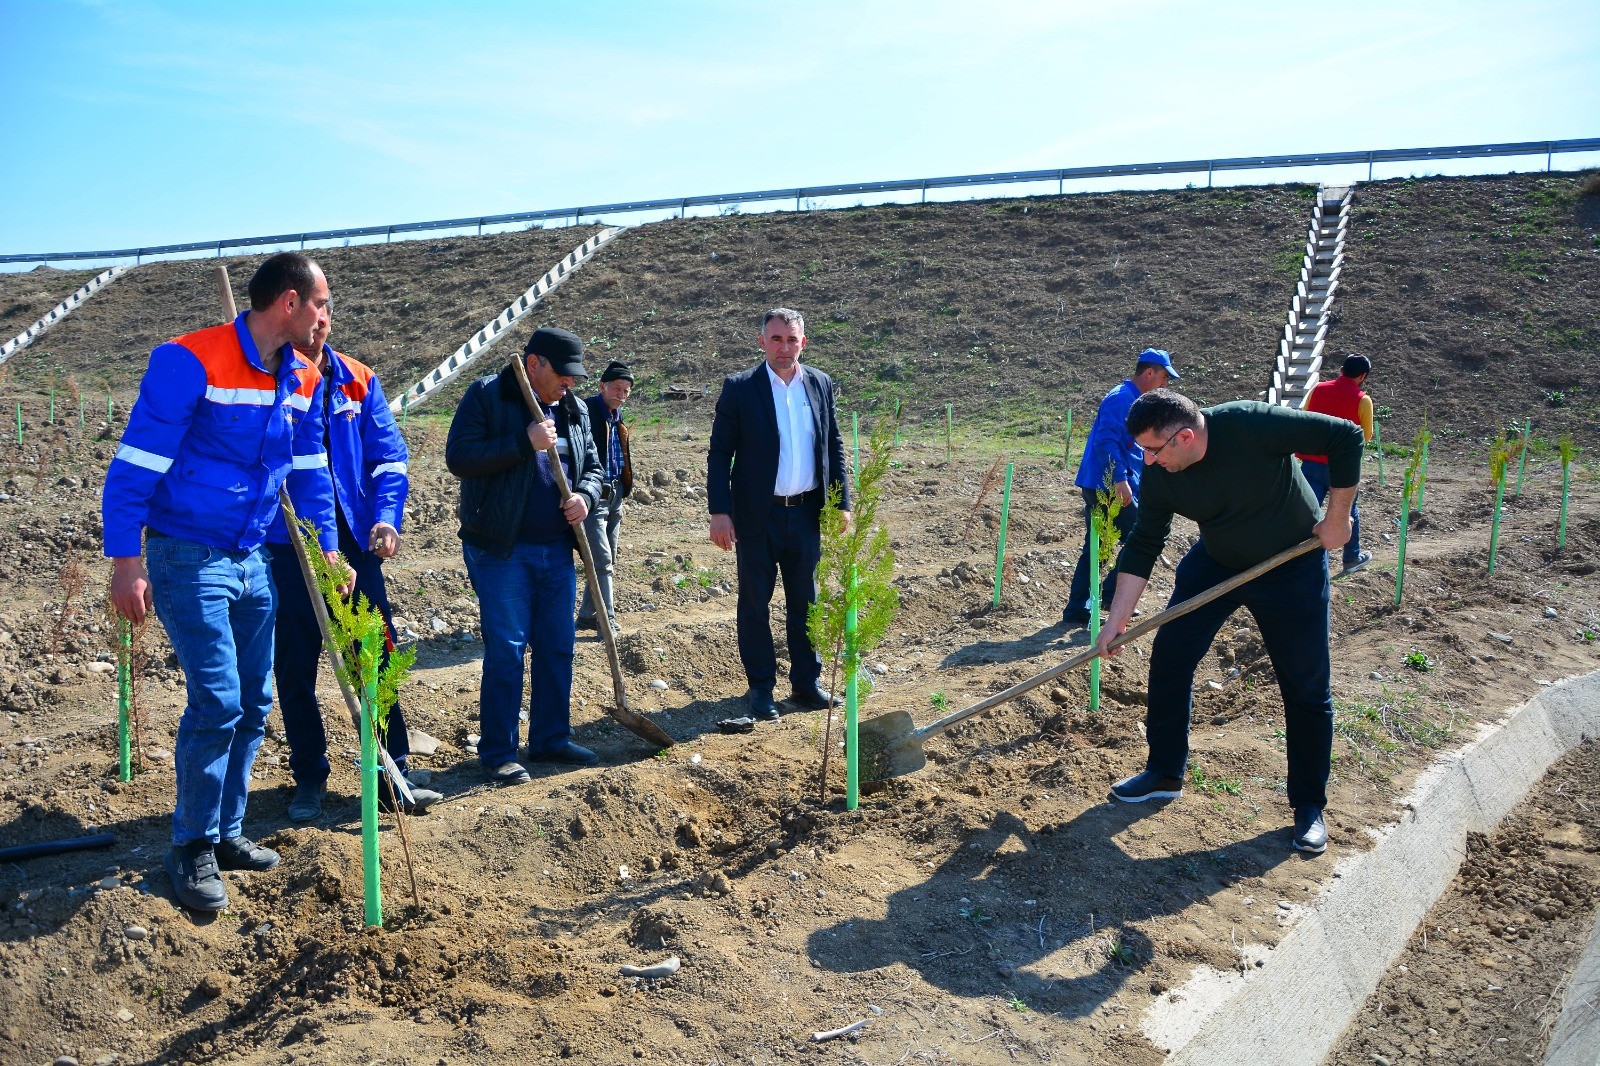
[734,503,823,694]
[267,513,411,786]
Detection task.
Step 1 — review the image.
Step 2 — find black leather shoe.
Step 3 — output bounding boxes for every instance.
[164,843,228,912]
[1292,807,1328,854]
[287,780,325,823]
[526,740,600,767]
[746,688,780,721]
[789,685,841,710]
[1061,607,1091,628]
[215,835,280,871]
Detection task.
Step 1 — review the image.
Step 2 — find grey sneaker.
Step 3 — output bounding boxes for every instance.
[287,780,325,823]
[380,774,443,814]
[486,761,531,786]
[165,842,228,912]
[1109,770,1185,803]
[216,835,280,871]
[1292,807,1328,854]
[1341,550,1372,576]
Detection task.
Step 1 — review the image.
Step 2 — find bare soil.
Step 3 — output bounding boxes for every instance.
[1329,740,1600,1065]
[0,424,1595,1065]
[0,170,1594,1064]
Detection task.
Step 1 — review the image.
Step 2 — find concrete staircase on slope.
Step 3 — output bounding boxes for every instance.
[1266,185,1352,407]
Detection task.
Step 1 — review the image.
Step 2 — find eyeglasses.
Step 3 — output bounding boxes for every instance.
[1144,426,1187,458]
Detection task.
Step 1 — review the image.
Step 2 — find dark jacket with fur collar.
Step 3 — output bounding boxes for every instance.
[445,362,602,557]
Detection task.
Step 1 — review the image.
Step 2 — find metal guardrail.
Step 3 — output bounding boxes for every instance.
[5,137,1597,266]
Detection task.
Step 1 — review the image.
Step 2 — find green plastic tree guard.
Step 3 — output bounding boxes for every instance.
[1559,457,1570,549]
[1488,469,1506,575]
[992,463,1014,608]
[844,565,859,812]
[1515,418,1531,496]
[117,619,132,782]
[1394,474,1412,607]
[1088,515,1101,711]
[359,632,382,928]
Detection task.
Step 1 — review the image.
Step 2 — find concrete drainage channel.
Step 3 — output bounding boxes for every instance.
[1134,669,1600,1064]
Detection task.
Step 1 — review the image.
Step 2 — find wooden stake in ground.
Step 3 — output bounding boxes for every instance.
[507,354,673,748]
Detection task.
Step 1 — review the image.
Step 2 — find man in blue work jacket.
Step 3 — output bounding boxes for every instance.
[1062,349,1179,628]
[267,315,443,822]
[104,252,343,913]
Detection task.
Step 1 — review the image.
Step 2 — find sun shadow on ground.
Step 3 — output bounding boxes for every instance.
[807,803,1290,1019]
[940,622,1088,671]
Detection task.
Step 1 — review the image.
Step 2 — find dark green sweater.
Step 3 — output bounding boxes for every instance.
[1118,401,1365,578]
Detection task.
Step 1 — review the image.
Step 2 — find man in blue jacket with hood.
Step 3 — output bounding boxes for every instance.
[266,314,443,822]
[1062,349,1179,627]
[104,252,342,912]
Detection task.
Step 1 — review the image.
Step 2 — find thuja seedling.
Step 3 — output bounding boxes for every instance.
[1006,994,1033,1013]
[960,905,993,926]
[1403,650,1434,672]
[929,690,949,713]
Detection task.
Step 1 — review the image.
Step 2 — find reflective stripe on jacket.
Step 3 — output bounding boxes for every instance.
[267,346,409,543]
[101,312,337,557]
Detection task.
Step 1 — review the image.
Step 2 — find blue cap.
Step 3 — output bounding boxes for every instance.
[1137,348,1181,380]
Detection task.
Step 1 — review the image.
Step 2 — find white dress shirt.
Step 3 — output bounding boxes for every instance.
[767,363,818,496]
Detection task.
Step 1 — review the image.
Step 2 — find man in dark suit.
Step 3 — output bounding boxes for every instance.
[708,308,851,722]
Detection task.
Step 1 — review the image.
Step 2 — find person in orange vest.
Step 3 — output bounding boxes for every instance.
[1296,354,1374,576]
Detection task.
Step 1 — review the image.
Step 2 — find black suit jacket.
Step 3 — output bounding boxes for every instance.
[707,361,850,537]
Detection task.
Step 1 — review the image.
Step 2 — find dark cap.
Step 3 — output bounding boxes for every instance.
[1136,347,1181,380]
[600,360,634,384]
[523,327,587,378]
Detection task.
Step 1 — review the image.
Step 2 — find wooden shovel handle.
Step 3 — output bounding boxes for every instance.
[913,536,1324,742]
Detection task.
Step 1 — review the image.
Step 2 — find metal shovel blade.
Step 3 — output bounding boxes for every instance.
[609,702,674,748]
[855,709,923,784]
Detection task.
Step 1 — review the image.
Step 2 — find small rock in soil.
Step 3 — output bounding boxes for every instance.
[123,924,148,940]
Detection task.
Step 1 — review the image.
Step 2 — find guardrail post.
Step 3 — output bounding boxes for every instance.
[386,227,392,243]
[1367,153,1374,181]
[1208,161,1214,188]
[920,182,927,204]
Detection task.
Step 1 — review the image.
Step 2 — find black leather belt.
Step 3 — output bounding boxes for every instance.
[773,490,818,507]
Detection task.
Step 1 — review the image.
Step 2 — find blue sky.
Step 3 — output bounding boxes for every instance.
[1,0,1596,258]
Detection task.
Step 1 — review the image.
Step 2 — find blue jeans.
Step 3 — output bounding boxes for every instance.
[267,514,412,788]
[463,539,576,766]
[577,489,623,623]
[1066,487,1139,617]
[1299,459,1362,567]
[147,534,276,846]
[1145,543,1333,810]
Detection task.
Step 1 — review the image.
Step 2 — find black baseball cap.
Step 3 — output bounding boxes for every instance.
[524,327,587,378]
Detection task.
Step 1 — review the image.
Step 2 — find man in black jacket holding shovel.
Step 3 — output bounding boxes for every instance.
[446,327,604,784]
[1093,390,1363,855]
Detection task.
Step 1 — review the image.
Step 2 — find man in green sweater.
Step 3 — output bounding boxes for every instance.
[1092,390,1363,854]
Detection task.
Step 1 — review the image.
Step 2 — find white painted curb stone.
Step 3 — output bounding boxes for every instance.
[1143,669,1600,1065]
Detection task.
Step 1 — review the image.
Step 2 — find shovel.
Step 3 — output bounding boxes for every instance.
[856,536,1322,783]
[508,355,674,748]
